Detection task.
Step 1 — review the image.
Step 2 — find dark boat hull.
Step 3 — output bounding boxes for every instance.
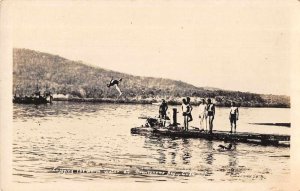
[13,96,52,104]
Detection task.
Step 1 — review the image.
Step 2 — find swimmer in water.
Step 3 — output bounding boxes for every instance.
[107,78,123,96]
[218,143,232,151]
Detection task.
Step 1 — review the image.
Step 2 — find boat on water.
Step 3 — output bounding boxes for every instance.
[13,85,53,104]
[13,94,53,104]
[131,109,290,147]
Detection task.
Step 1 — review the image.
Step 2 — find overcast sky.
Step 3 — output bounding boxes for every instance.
[11,0,291,95]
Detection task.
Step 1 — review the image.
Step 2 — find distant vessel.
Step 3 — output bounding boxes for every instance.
[13,84,53,104]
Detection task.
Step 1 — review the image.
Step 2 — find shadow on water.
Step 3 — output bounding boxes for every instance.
[143,136,172,164]
[140,135,250,181]
[203,141,214,178]
[144,136,194,165]
[182,139,191,165]
[226,144,239,177]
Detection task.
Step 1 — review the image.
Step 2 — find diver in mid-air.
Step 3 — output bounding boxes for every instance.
[107,78,123,96]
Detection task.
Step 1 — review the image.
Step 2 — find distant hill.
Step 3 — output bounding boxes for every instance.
[13,48,290,107]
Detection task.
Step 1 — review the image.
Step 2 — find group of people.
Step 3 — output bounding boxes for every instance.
[107,78,240,133]
[159,98,239,134]
[182,97,217,133]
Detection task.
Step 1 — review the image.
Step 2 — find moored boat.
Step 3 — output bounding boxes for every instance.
[13,84,53,105]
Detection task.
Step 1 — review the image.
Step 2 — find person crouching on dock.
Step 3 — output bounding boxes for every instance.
[198,98,207,131]
[206,98,215,134]
[182,98,189,131]
[229,101,239,133]
[159,99,168,126]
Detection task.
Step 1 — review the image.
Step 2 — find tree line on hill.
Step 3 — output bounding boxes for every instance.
[13,48,290,107]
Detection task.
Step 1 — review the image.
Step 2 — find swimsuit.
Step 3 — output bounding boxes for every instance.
[159,103,168,117]
[230,107,238,124]
[207,104,214,116]
[182,103,188,116]
[230,114,237,124]
[107,79,122,87]
[108,80,119,86]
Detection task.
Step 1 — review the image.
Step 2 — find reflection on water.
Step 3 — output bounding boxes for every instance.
[182,139,191,165]
[13,102,290,183]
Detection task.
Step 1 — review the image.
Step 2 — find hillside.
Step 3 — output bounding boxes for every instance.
[13,48,290,107]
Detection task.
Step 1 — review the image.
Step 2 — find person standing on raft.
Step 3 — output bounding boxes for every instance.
[107,78,123,96]
[159,99,168,127]
[182,98,189,131]
[186,97,193,122]
[198,98,207,131]
[229,101,239,133]
[206,98,215,134]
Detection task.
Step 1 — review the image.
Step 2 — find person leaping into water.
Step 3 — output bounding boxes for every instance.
[107,78,123,96]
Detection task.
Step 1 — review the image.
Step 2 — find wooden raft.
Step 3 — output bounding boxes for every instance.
[131,127,290,146]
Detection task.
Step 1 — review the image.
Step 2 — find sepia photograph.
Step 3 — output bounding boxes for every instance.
[1,0,300,190]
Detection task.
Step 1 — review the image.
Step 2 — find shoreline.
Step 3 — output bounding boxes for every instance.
[51,98,290,108]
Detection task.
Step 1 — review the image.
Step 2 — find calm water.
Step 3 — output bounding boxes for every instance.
[13,102,290,183]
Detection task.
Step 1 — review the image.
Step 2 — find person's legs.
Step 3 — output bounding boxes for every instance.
[184,115,188,130]
[159,113,163,126]
[233,119,237,133]
[183,114,186,130]
[205,117,208,132]
[200,114,206,130]
[230,117,233,133]
[200,116,203,129]
[162,114,166,127]
[211,117,214,133]
[115,85,122,96]
[208,116,212,133]
[208,116,214,133]
[188,113,193,122]
[186,117,189,131]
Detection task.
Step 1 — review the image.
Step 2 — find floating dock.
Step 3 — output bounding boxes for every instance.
[131,127,290,146]
[132,108,290,147]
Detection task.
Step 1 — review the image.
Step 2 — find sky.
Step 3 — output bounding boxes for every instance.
[10,0,292,95]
